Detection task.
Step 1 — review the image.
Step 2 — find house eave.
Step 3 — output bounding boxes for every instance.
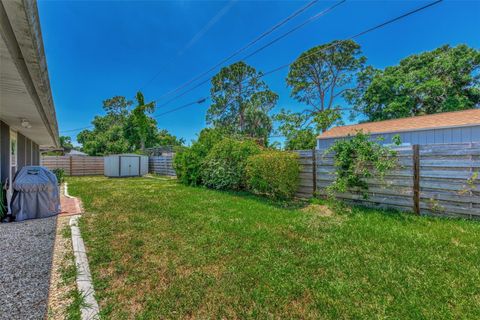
[0,0,59,148]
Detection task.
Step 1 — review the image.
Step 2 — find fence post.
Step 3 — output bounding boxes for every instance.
[412,144,420,215]
[69,156,73,176]
[312,149,317,197]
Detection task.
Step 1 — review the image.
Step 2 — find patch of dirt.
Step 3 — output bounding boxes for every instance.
[47,216,75,320]
[283,290,319,319]
[301,204,333,217]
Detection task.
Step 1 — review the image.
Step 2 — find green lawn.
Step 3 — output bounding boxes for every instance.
[68,176,480,319]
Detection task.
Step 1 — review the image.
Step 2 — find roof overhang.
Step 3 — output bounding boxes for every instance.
[317,123,480,140]
[318,109,480,140]
[0,0,59,148]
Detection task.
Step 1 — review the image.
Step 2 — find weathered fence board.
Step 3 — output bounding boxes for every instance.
[149,156,176,176]
[297,143,480,219]
[42,155,176,177]
[41,156,104,176]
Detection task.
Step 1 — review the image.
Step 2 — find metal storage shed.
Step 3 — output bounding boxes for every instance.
[104,154,148,177]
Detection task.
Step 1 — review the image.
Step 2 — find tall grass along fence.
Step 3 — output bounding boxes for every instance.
[296,142,480,219]
[41,155,104,176]
[149,155,176,176]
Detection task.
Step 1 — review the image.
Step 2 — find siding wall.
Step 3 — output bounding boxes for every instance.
[16,133,38,170]
[318,125,480,149]
[0,120,41,185]
[17,133,26,169]
[0,121,9,184]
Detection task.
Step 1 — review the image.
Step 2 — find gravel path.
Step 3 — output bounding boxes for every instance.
[0,216,57,320]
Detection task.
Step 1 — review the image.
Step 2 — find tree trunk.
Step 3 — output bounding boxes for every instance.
[238,81,244,132]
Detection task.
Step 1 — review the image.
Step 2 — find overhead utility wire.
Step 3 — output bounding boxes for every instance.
[60,1,322,135]
[144,0,320,101]
[263,0,443,77]
[241,0,346,61]
[61,0,442,133]
[60,97,211,134]
[61,125,94,134]
[155,0,346,110]
[153,97,209,118]
[150,0,443,120]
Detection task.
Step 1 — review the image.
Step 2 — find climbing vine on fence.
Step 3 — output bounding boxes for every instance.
[325,131,399,198]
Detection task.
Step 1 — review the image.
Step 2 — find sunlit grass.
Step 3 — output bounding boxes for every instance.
[68,176,480,319]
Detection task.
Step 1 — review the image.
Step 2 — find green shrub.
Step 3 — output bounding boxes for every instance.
[174,144,205,186]
[52,168,65,184]
[173,128,225,186]
[246,150,300,199]
[202,138,261,190]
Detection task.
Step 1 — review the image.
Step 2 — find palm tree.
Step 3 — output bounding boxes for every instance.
[131,91,155,151]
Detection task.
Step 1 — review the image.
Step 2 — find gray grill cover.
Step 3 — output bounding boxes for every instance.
[11,166,60,221]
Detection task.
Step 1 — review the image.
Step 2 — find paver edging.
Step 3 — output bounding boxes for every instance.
[70,215,100,320]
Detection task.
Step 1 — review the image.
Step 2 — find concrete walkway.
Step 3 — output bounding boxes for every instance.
[0,216,57,320]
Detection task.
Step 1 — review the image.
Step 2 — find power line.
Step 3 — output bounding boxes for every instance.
[60,98,210,134]
[62,0,345,135]
[241,0,346,61]
[61,1,324,135]
[263,0,443,77]
[146,0,321,102]
[138,0,240,93]
[61,0,442,133]
[61,125,93,134]
[152,97,209,118]
[151,0,442,120]
[154,0,346,109]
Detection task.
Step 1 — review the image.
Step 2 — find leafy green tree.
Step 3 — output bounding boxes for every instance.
[125,92,156,151]
[275,110,317,150]
[77,95,133,155]
[44,135,75,155]
[77,94,183,155]
[207,61,278,143]
[156,129,185,147]
[348,44,480,121]
[285,129,317,150]
[77,116,130,156]
[276,40,366,149]
[60,136,74,153]
[102,96,132,119]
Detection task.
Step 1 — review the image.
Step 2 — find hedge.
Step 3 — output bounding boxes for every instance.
[246,150,300,199]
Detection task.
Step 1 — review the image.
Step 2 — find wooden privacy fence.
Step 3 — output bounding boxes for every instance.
[296,142,480,219]
[149,155,176,176]
[41,156,104,176]
[41,155,177,176]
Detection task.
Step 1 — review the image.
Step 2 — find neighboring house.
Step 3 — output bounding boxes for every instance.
[0,0,59,191]
[65,149,87,156]
[317,109,480,149]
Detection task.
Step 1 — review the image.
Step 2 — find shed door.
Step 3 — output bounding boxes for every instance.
[120,156,139,176]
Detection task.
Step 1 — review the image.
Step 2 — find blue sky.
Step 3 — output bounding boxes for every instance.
[37,0,480,145]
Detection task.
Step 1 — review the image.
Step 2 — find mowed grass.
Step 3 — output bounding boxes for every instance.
[68,176,480,319]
